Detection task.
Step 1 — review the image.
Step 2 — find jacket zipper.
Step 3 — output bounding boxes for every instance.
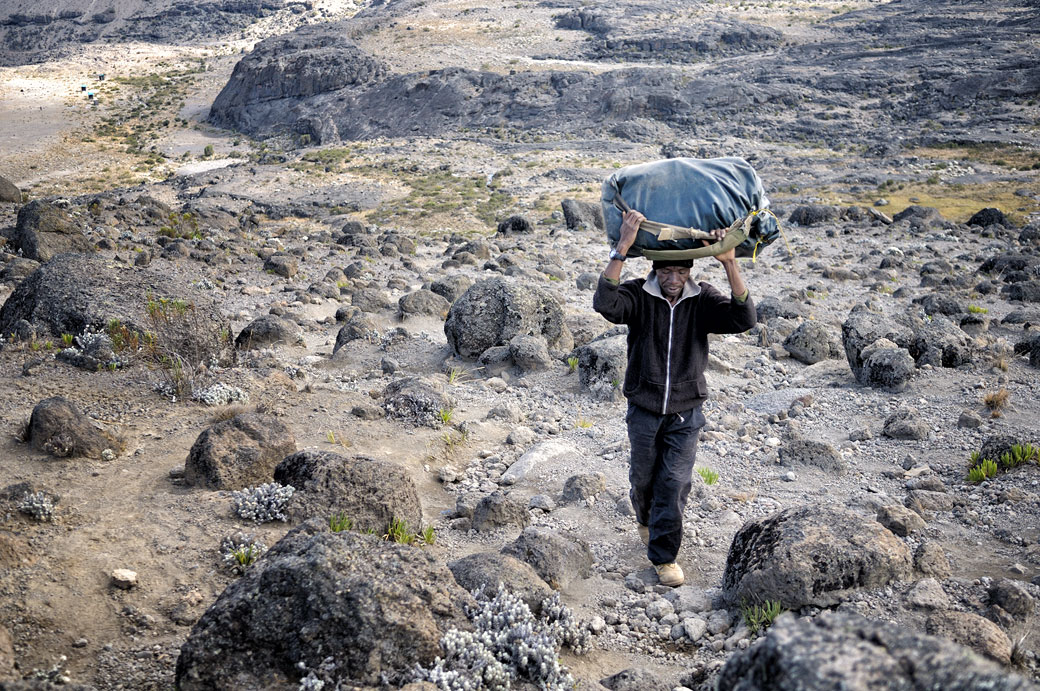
[662,302,676,414]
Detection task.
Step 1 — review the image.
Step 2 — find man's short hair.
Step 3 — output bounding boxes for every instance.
[652,259,693,271]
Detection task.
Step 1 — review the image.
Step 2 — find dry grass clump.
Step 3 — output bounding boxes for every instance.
[983,388,1010,417]
[209,404,255,423]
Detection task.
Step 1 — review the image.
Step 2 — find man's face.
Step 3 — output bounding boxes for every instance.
[656,266,690,299]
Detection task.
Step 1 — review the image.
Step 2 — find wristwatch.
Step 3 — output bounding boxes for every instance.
[609,247,627,262]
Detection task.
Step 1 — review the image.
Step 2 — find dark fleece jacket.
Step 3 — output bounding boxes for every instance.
[592,274,756,415]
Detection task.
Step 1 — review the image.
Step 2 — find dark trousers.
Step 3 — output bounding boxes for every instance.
[626,402,705,565]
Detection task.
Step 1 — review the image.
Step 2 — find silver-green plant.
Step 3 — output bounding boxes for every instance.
[231,482,295,523]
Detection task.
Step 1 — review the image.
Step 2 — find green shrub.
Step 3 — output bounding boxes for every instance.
[143,295,231,398]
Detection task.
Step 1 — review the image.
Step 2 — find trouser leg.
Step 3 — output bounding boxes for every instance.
[626,403,661,529]
[646,407,704,565]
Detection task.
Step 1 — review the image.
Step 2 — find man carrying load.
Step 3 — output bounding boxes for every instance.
[593,208,756,587]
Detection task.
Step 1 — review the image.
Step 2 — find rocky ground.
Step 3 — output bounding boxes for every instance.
[0,0,1039,689]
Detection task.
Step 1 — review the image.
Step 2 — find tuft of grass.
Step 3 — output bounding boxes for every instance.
[329,512,353,533]
[232,544,262,569]
[967,304,988,314]
[696,467,720,485]
[575,417,594,429]
[567,356,579,374]
[385,517,416,545]
[61,333,74,347]
[437,407,455,425]
[742,599,785,636]
[446,366,466,385]
[420,525,436,545]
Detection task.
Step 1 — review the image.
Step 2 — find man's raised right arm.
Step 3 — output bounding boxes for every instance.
[593,210,643,324]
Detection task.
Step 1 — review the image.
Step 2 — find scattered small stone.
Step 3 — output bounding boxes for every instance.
[111,569,138,590]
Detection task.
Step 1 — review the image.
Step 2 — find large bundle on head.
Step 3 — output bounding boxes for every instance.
[602,157,780,260]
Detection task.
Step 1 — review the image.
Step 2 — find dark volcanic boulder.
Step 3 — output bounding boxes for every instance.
[893,205,945,229]
[575,334,627,397]
[782,320,839,364]
[471,491,531,532]
[496,214,533,235]
[0,253,226,340]
[25,396,122,459]
[234,315,303,349]
[273,450,421,531]
[859,339,915,392]
[501,526,594,590]
[980,252,1036,275]
[448,552,554,613]
[841,308,913,385]
[722,504,912,608]
[430,274,473,303]
[14,201,95,261]
[175,521,473,690]
[444,277,572,359]
[1003,281,1040,303]
[717,611,1037,691]
[398,289,450,319]
[787,204,838,226]
[382,376,455,427]
[968,207,1010,227]
[908,315,973,368]
[561,198,604,230]
[0,175,20,203]
[184,413,297,490]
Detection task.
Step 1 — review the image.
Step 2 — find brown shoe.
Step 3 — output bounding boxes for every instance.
[654,562,685,587]
[637,523,649,546]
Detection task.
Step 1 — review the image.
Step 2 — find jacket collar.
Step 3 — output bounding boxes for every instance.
[643,271,701,304]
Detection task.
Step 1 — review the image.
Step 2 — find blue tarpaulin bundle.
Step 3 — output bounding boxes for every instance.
[602,157,781,260]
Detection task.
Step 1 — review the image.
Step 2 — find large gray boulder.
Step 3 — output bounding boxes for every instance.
[841,308,913,385]
[448,552,554,613]
[501,526,593,591]
[561,199,604,230]
[382,376,455,427]
[783,321,839,364]
[0,253,226,340]
[777,431,845,474]
[0,175,20,203]
[722,504,912,608]
[25,396,123,459]
[859,339,915,392]
[234,315,303,349]
[575,333,627,399]
[274,450,421,531]
[184,414,297,490]
[444,277,572,360]
[926,611,1014,664]
[717,611,1037,691]
[398,289,450,319]
[175,521,473,690]
[908,315,974,368]
[13,200,95,261]
[471,491,531,532]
